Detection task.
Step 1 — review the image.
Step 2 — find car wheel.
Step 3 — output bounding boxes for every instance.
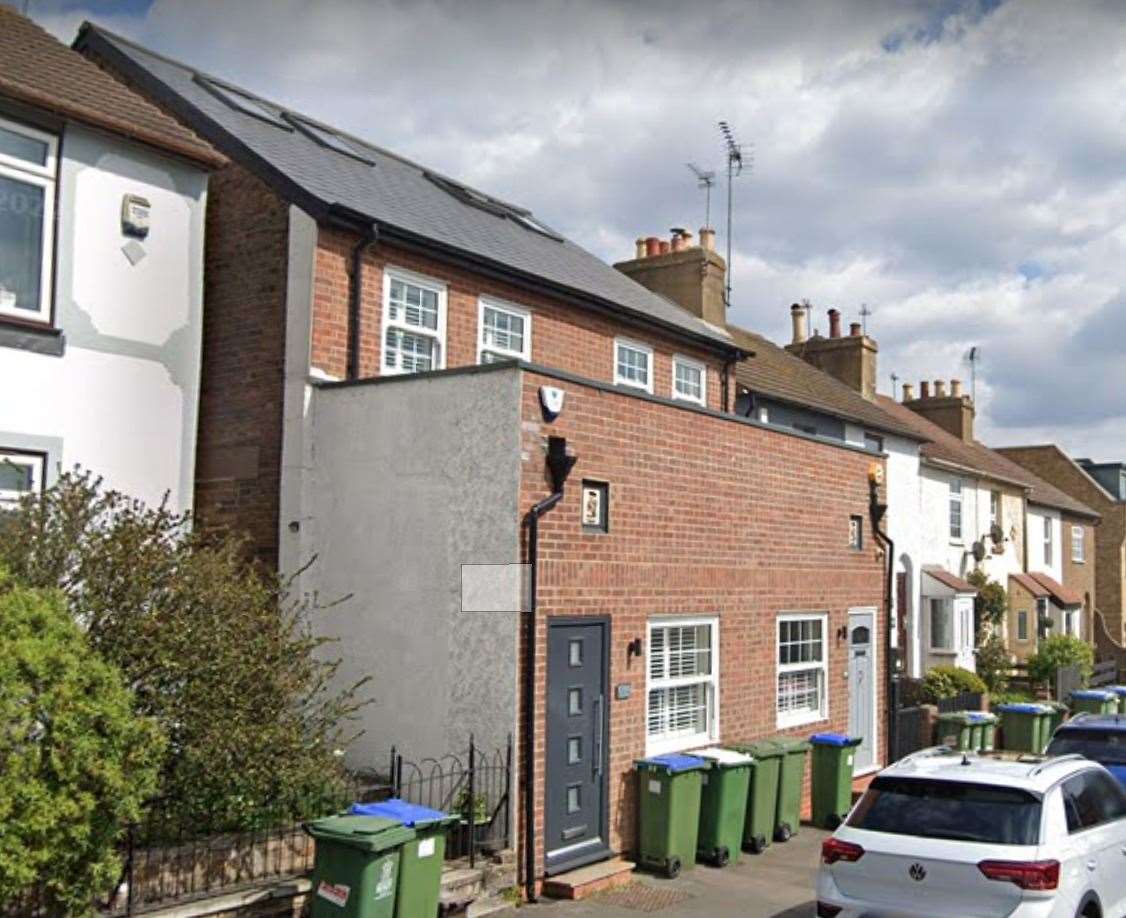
[666,855,681,879]
[714,846,730,867]
[774,822,792,842]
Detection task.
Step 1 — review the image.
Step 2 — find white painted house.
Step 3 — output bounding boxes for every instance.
[0,9,221,511]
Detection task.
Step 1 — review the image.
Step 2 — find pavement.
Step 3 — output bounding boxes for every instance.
[497,826,828,917]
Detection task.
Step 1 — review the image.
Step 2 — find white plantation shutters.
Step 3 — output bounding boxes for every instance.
[777,614,828,727]
[382,271,445,374]
[646,619,718,754]
[478,299,530,363]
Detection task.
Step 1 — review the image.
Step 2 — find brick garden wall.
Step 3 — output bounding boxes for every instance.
[516,370,887,881]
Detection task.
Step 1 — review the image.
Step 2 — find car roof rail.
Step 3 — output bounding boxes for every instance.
[896,745,955,767]
[1029,754,1087,777]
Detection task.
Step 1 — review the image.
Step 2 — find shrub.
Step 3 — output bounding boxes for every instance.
[990,690,1035,708]
[0,568,164,915]
[974,635,1011,694]
[966,569,1007,631]
[1027,635,1094,687]
[0,470,369,832]
[921,665,988,702]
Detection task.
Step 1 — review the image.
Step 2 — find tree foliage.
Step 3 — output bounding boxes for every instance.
[1028,634,1094,687]
[921,665,988,702]
[0,470,369,831]
[0,568,164,915]
[974,635,1011,694]
[966,568,1008,632]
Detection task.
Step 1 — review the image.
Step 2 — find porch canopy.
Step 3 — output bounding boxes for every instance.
[1010,572,1050,600]
[922,566,978,597]
[1025,571,1082,609]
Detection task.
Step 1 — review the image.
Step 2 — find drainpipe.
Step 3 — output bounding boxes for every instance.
[346,224,379,380]
[521,436,576,903]
[867,465,896,760]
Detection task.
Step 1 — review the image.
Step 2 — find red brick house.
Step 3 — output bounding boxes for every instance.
[80,25,892,893]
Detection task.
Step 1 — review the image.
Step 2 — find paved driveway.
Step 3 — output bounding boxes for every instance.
[503,826,827,918]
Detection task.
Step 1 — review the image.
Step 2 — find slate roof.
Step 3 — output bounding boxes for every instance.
[0,7,220,167]
[874,396,1099,520]
[923,567,978,594]
[75,24,736,354]
[1027,571,1083,608]
[727,326,924,441]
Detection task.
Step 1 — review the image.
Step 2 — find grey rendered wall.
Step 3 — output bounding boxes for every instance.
[307,368,522,769]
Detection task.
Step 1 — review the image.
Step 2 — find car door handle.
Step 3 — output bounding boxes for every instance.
[1086,859,1098,872]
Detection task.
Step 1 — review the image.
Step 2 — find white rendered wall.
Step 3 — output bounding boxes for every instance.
[0,123,207,511]
[1026,506,1063,582]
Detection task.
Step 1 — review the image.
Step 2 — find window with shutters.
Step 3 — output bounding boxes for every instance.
[777,613,829,728]
[646,617,718,755]
[381,268,446,375]
[671,354,706,405]
[614,338,653,393]
[949,479,963,541]
[478,297,530,363]
[1071,525,1085,563]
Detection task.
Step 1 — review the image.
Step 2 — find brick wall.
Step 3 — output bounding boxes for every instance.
[516,370,886,880]
[192,162,291,566]
[1007,577,1038,661]
[311,228,733,411]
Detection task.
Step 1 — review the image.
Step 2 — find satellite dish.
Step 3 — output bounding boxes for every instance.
[989,523,1005,545]
[972,541,987,563]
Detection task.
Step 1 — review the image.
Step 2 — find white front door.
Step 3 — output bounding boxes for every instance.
[848,609,877,773]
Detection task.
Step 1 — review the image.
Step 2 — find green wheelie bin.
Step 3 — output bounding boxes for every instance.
[767,735,810,842]
[1110,686,1126,714]
[936,711,975,751]
[635,754,707,877]
[307,814,414,918]
[693,747,753,866]
[969,712,998,752]
[1070,689,1118,716]
[809,733,862,830]
[350,800,459,918]
[728,740,783,854]
[997,702,1049,753]
[1043,702,1069,748]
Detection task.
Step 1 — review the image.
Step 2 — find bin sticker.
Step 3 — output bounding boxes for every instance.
[418,837,436,858]
[316,882,350,908]
[701,774,709,786]
[846,754,853,767]
[374,860,396,900]
[648,779,661,795]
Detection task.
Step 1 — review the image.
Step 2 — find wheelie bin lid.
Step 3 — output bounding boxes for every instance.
[1044,700,1070,711]
[692,746,753,767]
[996,703,1050,713]
[809,732,861,747]
[350,798,459,829]
[936,711,974,723]
[965,712,996,723]
[729,740,785,760]
[1109,685,1126,697]
[765,735,811,753]
[305,814,415,852]
[635,753,708,773]
[1071,689,1116,701]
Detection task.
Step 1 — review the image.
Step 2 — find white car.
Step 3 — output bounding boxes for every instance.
[816,748,1126,917]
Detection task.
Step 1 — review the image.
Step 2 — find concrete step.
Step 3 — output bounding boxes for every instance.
[441,865,486,901]
[541,857,635,900]
[468,894,515,917]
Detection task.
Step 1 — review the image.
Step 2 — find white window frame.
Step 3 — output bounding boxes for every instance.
[645,616,719,756]
[380,266,447,376]
[929,597,955,653]
[477,296,531,364]
[1071,525,1085,563]
[0,115,57,324]
[1016,609,1029,642]
[776,612,829,729]
[1043,516,1053,567]
[948,479,963,542]
[670,354,706,406]
[0,448,45,506]
[613,337,653,394]
[990,490,1001,527]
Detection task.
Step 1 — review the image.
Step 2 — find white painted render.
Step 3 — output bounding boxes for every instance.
[0,122,207,511]
[1026,505,1063,583]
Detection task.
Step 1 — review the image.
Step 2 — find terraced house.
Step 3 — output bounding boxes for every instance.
[80,24,895,893]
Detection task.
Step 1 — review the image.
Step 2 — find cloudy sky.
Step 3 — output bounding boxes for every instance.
[31,0,1126,458]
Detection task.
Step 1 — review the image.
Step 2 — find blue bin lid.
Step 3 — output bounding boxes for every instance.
[636,753,707,773]
[966,712,992,723]
[997,703,1050,713]
[350,798,452,827]
[810,732,861,747]
[1109,686,1126,697]
[1071,689,1115,700]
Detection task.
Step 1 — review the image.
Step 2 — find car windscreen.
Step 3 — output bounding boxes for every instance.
[1046,730,1126,765]
[847,776,1041,845]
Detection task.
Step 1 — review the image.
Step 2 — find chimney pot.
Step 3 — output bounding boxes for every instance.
[934,379,947,397]
[950,379,963,398]
[828,308,842,339]
[644,236,661,257]
[790,303,808,345]
[849,322,862,337]
[670,229,687,252]
[635,238,647,259]
[920,380,931,398]
[902,382,915,402]
[699,227,715,251]
[658,240,671,255]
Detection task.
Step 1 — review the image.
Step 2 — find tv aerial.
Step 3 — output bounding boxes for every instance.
[718,120,752,308]
[685,163,716,229]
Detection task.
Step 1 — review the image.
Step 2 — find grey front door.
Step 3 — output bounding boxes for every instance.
[544,618,609,875]
[848,609,876,773]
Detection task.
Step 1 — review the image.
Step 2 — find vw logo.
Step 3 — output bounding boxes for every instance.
[908,863,927,882]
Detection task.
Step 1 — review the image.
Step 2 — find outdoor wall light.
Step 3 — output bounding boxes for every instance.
[627,637,643,659]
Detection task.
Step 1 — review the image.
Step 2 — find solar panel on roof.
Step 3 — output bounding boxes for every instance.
[193,75,291,130]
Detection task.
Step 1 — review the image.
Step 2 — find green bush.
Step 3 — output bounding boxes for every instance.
[990,690,1035,708]
[966,569,1008,631]
[921,665,988,703]
[1027,635,1094,687]
[0,470,368,833]
[974,635,1011,694]
[0,568,164,915]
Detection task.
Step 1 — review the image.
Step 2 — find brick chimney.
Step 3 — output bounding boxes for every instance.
[904,376,975,441]
[784,306,879,400]
[614,226,727,327]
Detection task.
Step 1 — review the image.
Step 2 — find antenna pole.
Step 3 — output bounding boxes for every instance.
[860,303,873,336]
[718,121,746,309]
[890,371,899,398]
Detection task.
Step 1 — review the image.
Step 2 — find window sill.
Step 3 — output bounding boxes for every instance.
[614,380,654,396]
[0,315,64,357]
[645,732,714,759]
[776,712,828,731]
[928,648,958,656]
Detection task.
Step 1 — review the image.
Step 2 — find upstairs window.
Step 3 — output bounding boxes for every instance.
[1072,525,1085,563]
[0,448,45,508]
[0,116,56,324]
[948,480,963,541]
[864,432,884,453]
[614,338,653,393]
[990,490,1001,527]
[1043,517,1054,567]
[646,618,718,754]
[478,298,530,363]
[671,355,706,405]
[382,269,445,375]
